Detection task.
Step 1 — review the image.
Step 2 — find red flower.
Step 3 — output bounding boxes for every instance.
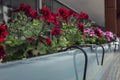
[12,3,25,12]
[58,8,69,23]
[19,3,26,11]
[0,24,8,42]
[77,22,84,33]
[39,38,51,45]
[50,13,60,26]
[41,7,50,17]
[39,38,43,43]
[12,3,31,13]
[77,12,89,20]
[29,10,39,19]
[0,45,6,59]
[26,37,34,42]
[51,27,61,36]
[41,6,51,23]
[45,38,51,45]
[22,4,32,17]
[68,10,77,17]
[94,28,103,37]
[19,4,31,14]
[12,4,39,19]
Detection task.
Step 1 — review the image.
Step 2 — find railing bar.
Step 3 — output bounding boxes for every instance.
[64,46,88,80]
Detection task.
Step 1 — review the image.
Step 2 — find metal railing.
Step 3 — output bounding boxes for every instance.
[79,44,105,66]
[64,46,88,80]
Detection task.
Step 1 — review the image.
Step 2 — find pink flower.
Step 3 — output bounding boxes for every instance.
[84,28,91,33]
[90,31,96,37]
[105,31,113,42]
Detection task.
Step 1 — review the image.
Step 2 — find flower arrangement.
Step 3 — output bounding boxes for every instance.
[0,4,116,62]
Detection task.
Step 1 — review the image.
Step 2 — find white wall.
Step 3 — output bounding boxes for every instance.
[57,0,105,27]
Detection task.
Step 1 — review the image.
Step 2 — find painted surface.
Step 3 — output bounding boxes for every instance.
[0,47,117,80]
[58,0,105,27]
[0,49,97,80]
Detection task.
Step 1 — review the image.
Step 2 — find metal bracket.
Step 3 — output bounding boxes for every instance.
[64,46,88,80]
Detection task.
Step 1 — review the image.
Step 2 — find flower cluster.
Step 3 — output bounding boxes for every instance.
[0,24,8,42]
[12,3,39,19]
[105,31,114,42]
[84,27,115,44]
[0,4,117,62]
[0,24,7,60]
[77,12,89,20]
[51,27,61,36]
[58,8,69,23]
[77,22,84,34]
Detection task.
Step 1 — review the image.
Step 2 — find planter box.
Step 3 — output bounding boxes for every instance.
[0,50,85,80]
[0,44,115,80]
[0,47,103,80]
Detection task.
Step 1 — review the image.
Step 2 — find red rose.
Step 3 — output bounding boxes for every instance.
[0,45,6,59]
[51,27,61,36]
[0,24,8,42]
